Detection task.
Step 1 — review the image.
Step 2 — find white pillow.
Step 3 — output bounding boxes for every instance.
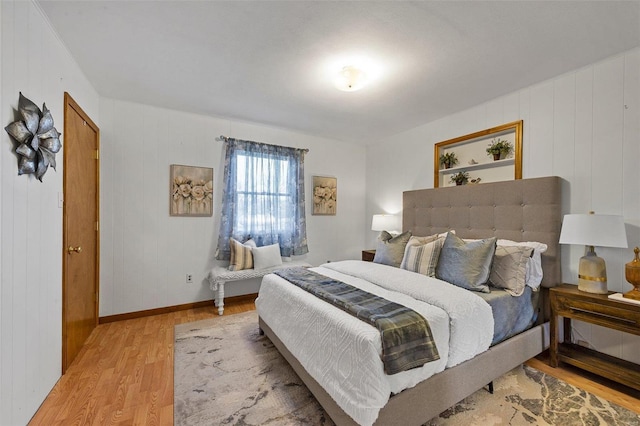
[252,243,283,270]
[497,239,548,289]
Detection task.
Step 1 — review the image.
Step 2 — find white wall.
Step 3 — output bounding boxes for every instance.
[99,98,366,316]
[367,48,640,364]
[2,3,635,421]
[0,1,100,424]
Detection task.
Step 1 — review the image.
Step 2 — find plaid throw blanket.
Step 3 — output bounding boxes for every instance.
[274,267,440,375]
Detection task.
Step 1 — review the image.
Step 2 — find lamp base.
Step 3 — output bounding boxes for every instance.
[623,285,640,301]
[577,248,608,294]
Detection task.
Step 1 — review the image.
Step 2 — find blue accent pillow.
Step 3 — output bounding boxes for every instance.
[373,231,411,267]
[436,232,497,293]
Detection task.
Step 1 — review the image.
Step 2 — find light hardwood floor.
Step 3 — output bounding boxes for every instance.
[30,298,640,425]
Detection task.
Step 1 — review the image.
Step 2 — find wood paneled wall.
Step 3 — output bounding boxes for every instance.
[366,48,640,365]
[0,1,100,424]
[98,99,367,317]
[2,2,637,423]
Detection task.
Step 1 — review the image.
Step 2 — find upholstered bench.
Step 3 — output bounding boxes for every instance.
[207,260,311,315]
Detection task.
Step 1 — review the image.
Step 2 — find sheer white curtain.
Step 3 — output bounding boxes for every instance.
[215,138,308,260]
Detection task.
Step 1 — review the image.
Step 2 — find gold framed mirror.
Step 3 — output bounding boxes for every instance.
[434,120,523,188]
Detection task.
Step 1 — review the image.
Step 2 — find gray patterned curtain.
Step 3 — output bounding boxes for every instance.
[215,138,308,260]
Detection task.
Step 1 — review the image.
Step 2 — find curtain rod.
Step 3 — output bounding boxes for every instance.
[216,135,309,153]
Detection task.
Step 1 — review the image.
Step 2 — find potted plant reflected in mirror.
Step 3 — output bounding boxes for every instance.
[439,152,458,169]
[486,138,514,161]
[450,171,470,186]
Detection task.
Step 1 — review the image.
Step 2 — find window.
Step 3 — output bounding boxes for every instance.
[234,153,291,234]
[216,138,308,260]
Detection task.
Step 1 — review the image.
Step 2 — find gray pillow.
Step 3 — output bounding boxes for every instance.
[436,232,497,293]
[489,246,533,296]
[373,231,411,267]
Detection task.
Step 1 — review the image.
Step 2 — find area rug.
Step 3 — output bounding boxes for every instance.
[174,311,640,426]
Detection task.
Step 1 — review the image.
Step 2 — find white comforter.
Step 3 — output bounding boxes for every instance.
[255,260,493,426]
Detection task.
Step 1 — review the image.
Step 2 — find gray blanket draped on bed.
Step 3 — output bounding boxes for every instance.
[274,267,440,374]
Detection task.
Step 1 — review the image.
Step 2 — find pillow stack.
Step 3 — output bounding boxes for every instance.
[374,230,548,296]
[228,238,283,271]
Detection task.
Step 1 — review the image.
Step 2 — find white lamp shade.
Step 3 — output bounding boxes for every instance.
[371,214,398,232]
[559,214,628,248]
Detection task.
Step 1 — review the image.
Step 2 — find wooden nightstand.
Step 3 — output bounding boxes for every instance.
[549,284,640,391]
[362,250,376,262]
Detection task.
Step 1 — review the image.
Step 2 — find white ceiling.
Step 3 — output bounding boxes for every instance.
[37,1,640,145]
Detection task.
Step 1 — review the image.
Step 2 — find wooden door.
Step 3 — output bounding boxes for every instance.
[62,93,100,373]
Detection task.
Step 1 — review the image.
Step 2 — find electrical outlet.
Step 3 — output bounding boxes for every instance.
[186,274,193,283]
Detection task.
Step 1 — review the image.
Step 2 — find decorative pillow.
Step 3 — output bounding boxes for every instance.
[497,239,548,289]
[400,237,444,277]
[489,246,534,296]
[373,231,411,267]
[436,232,497,293]
[228,238,254,271]
[253,243,283,270]
[402,230,450,252]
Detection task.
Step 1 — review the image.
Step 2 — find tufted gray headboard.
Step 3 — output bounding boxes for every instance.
[403,176,562,288]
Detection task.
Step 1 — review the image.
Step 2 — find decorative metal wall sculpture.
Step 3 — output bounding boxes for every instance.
[4,92,62,181]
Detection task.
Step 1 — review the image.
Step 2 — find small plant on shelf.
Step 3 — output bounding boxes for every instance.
[486,138,514,160]
[450,171,470,186]
[439,152,458,169]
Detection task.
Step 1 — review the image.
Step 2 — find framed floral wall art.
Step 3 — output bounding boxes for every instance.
[170,164,213,216]
[312,176,337,215]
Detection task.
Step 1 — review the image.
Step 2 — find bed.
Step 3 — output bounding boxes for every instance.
[256,176,562,426]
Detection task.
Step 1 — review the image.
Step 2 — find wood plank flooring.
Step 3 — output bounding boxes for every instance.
[30,298,640,425]
[526,353,640,414]
[29,297,255,426]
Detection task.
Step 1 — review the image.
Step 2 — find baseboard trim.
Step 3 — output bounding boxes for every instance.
[99,293,258,324]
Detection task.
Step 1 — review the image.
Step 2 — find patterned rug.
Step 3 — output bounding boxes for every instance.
[174,311,640,426]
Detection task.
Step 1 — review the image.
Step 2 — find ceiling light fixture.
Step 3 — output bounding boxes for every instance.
[334,65,368,92]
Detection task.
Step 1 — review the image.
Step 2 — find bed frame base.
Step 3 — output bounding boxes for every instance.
[259,316,548,426]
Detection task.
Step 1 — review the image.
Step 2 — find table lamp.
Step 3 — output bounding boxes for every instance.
[559,212,628,294]
[371,214,398,234]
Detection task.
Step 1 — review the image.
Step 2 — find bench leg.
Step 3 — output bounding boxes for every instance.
[214,283,225,315]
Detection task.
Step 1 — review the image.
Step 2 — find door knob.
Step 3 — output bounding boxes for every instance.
[68,246,83,254]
